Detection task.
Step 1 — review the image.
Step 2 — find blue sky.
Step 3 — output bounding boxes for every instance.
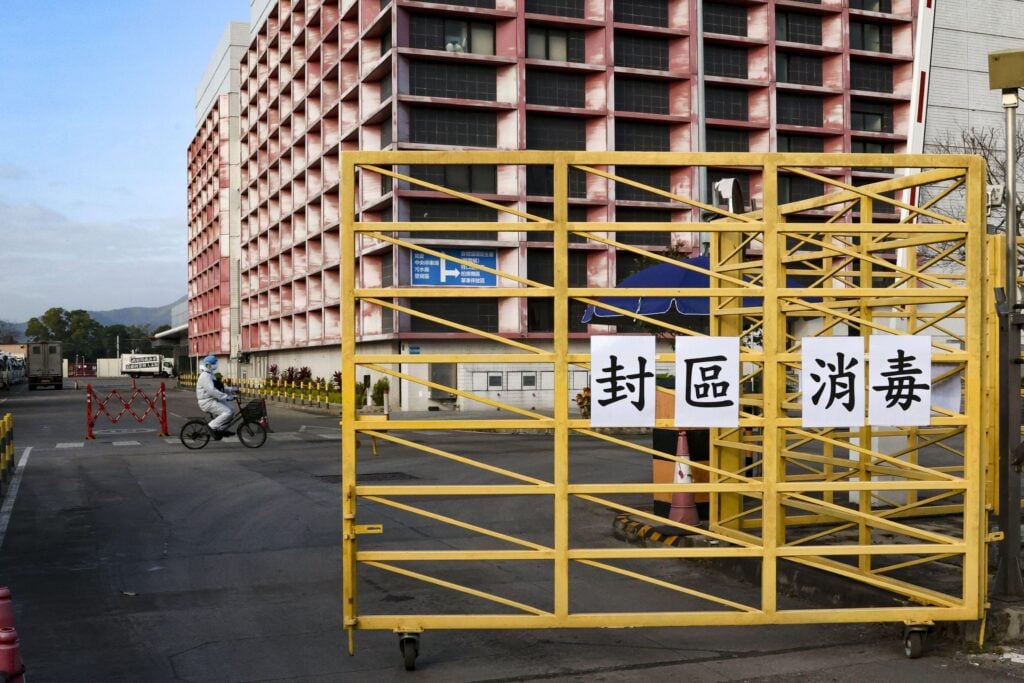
[0,1,249,323]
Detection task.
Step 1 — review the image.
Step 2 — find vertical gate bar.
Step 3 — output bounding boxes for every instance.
[712,194,745,530]
[857,195,874,573]
[761,156,781,615]
[341,156,358,652]
[553,154,570,622]
[965,156,988,611]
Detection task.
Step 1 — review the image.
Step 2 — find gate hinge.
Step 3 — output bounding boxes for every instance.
[987,530,1005,543]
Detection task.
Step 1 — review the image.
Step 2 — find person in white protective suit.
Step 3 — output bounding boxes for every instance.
[196,355,237,438]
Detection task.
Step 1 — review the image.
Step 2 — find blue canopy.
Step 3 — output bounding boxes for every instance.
[580,255,817,323]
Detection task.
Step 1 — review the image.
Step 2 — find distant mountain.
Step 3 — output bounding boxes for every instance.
[89,295,186,330]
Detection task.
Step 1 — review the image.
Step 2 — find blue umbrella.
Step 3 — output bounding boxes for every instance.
[581,255,817,323]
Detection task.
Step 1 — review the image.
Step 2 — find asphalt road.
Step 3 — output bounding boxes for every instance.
[0,378,1022,681]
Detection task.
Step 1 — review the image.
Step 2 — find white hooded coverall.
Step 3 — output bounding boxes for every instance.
[196,367,234,431]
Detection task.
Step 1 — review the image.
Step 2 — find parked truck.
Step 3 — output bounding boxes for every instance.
[120,353,175,378]
[27,341,63,390]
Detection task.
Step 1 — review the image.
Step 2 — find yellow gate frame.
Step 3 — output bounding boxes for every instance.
[341,152,990,657]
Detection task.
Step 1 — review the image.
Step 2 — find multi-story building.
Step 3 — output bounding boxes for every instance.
[187,23,249,373]
[188,0,1024,409]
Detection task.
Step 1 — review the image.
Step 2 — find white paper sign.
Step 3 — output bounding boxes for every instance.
[675,336,740,427]
[590,336,656,427]
[801,337,865,428]
[869,335,932,426]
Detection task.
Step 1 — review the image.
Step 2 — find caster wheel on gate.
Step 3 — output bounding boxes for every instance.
[399,634,419,671]
[904,629,925,659]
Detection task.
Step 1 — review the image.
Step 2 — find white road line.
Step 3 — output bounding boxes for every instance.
[269,434,302,441]
[0,447,32,550]
[317,433,340,439]
[56,442,85,449]
[112,441,142,447]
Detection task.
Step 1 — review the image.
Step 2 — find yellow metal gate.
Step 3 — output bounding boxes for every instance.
[341,152,990,659]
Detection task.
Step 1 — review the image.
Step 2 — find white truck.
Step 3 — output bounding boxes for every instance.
[27,341,63,390]
[120,353,175,378]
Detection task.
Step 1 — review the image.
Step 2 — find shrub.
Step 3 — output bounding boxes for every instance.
[371,378,390,406]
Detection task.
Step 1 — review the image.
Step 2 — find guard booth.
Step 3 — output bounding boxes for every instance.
[340,152,992,668]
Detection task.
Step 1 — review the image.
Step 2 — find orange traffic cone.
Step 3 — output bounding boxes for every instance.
[0,627,24,682]
[0,588,12,630]
[668,430,700,525]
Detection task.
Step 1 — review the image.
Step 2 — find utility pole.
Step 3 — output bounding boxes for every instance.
[989,49,1024,598]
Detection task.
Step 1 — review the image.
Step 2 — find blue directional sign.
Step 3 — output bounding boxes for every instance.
[411,249,497,287]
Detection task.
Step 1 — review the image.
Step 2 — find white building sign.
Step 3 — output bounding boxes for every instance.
[802,337,865,428]
[589,335,656,427]
[674,336,740,427]
[868,335,932,426]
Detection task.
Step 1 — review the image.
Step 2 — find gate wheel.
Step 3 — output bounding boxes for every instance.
[904,629,926,659]
[398,633,419,671]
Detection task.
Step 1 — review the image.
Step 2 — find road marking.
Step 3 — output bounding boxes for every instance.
[0,447,32,551]
[112,441,142,447]
[56,442,85,449]
[317,433,340,439]
[269,434,302,442]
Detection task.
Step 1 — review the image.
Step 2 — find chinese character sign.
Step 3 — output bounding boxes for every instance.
[801,337,865,428]
[869,335,931,426]
[675,336,739,427]
[590,336,656,427]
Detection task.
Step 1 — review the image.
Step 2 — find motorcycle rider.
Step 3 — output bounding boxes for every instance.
[196,355,236,439]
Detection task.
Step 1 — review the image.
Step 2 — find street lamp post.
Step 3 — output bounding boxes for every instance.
[989,49,1024,598]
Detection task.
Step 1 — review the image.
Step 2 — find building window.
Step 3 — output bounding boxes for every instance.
[850,0,892,12]
[703,2,747,36]
[527,26,585,62]
[405,165,497,194]
[851,100,894,132]
[613,0,669,28]
[614,34,669,70]
[616,77,669,114]
[851,139,895,154]
[778,175,824,203]
[409,16,495,55]
[406,199,496,240]
[525,203,590,243]
[410,298,498,332]
[777,93,823,127]
[850,22,892,52]
[409,107,496,147]
[526,115,587,197]
[526,70,586,107]
[777,53,822,86]
[381,118,393,147]
[615,120,671,151]
[778,134,824,152]
[706,127,749,152]
[705,45,748,79]
[525,0,584,18]
[705,86,748,121]
[527,249,588,332]
[851,139,894,171]
[615,207,672,245]
[409,61,496,100]
[776,12,822,44]
[616,167,671,202]
[850,60,893,92]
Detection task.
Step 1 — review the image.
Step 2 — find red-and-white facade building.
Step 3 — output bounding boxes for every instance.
[186,0,1022,410]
